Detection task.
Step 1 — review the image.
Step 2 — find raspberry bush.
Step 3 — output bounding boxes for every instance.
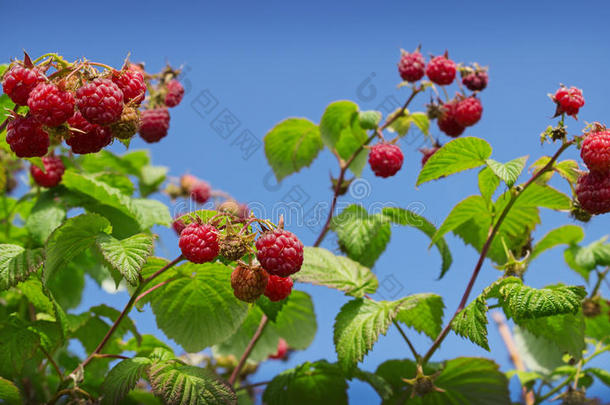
[0,48,609,405]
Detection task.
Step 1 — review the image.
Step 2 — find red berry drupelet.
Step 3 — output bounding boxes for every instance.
[139,107,170,143]
[455,97,483,127]
[425,55,456,86]
[437,100,465,138]
[420,145,441,167]
[576,171,610,215]
[2,65,45,106]
[6,115,49,158]
[398,51,425,82]
[165,80,184,107]
[230,265,269,303]
[30,156,65,188]
[462,71,488,91]
[111,69,146,105]
[27,83,75,127]
[554,86,584,117]
[368,143,404,178]
[264,274,293,302]
[76,78,124,125]
[66,111,113,154]
[580,130,610,173]
[256,229,304,277]
[179,223,220,263]
[190,180,211,204]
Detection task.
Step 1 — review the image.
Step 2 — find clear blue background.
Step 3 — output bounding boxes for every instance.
[2,0,609,402]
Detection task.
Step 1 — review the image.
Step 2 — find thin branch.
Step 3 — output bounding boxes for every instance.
[491,311,534,405]
[92,353,129,360]
[422,141,573,364]
[393,320,420,361]
[235,380,271,391]
[228,314,269,386]
[41,347,63,379]
[590,267,609,298]
[143,255,184,284]
[135,278,175,304]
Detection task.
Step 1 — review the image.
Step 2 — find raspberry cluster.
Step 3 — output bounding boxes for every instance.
[1,53,185,158]
[577,126,610,215]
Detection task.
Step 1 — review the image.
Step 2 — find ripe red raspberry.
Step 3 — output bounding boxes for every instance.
[255,229,304,277]
[368,143,404,178]
[398,51,425,82]
[76,78,124,125]
[179,223,220,263]
[165,80,184,107]
[139,107,170,143]
[455,97,483,127]
[111,69,146,105]
[269,338,288,360]
[576,171,610,215]
[6,115,49,157]
[30,156,65,188]
[425,55,456,86]
[230,265,268,303]
[27,83,75,127]
[2,65,45,106]
[462,71,488,91]
[190,180,211,204]
[66,111,113,154]
[172,218,186,235]
[109,106,139,139]
[437,100,465,138]
[580,130,610,172]
[553,86,584,117]
[264,274,293,302]
[420,145,441,166]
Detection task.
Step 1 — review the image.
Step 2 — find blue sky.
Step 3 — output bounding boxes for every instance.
[2,0,610,402]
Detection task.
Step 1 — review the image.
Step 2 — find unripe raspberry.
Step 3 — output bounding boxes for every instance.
[109,106,140,139]
[264,274,293,302]
[455,97,483,127]
[256,229,304,277]
[179,223,220,263]
[190,181,211,204]
[437,100,465,138]
[368,143,404,178]
[420,145,441,166]
[218,200,250,219]
[76,78,124,125]
[580,130,610,172]
[230,265,268,303]
[425,55,456,86]
[462,71,488,91]
[553,86,584,117]
[576,171,610,215]
[2,65,45,106]
[219,234,249,261]
[66,111,113,154]
[30,156,65,188]
[180,174,199,193]
[139,107,170,143]
[111,69,146,105]
[165,79,184,107]
[398,50,425,82]
[27,83,75,127]
[6,115,49,157]
[269,338,288,360]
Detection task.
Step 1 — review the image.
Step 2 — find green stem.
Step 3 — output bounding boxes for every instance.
[590,267,609,298]
[393,321,420,361]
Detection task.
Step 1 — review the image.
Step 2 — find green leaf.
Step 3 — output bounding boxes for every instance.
[555,160,580,184]
[264,118,323,181]
[382,207,452,278]
[0,315,40,377]
[530,225,584,261]
[478,167,500,202]
[416,137,492,185]
[0,245,43,290]
[139,165,168,197]
[95,172,135,195]
[333,298,404,371]
[131,199,172,229]
[255,295,286,322]
[431,195,489,246]
[512,184,571,210]
[0,376,22,405]
[358,110,382,129]
[149,262,249,352]
[395,293,444,340]
[331,205,391,267]
[147,361,236,405]
[44,213,112,282]
[586,368,610,387]
[410,112,430,135]
[518,312,585,360]
[452,297,490,351]
[585,299,610,341]
[101,357,152,405]
[352,369,393,400]
[294,247,378,297]
[512,325,564,375]
[485,156,528,187]
[96,233,154,286]
[387,109,411,136]
[376,357,510,405]
[25,191,67,245]
[263,361,348,405]
[125,335,173,358]
[90,304,140,344]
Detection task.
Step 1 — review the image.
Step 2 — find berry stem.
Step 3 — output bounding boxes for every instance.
[228,314,269,386]
[590,267,609,298]
[393,320,420,361]
[235,380,271,391]
[313,86,422,247]
[421,140,573,364]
